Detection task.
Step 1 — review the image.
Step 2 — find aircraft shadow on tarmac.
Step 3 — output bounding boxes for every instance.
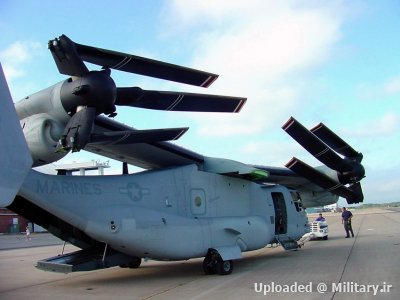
[57,239,355,288]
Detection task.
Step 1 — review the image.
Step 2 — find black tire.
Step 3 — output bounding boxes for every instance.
[323,235,328,240]
[217,258,233,275]
[128,258,142,269]
[202,256,216,275]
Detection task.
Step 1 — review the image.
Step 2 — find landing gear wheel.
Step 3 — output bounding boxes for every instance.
[202,256,216,275]
[202,249,233,275]
[128,257,142,268]
[120,257,142,269]
[216,257,233,275]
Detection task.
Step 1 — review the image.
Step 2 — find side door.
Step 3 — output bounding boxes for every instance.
[271,192,287,234]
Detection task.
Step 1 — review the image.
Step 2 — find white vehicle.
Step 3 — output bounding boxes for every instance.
[310,220,328,240]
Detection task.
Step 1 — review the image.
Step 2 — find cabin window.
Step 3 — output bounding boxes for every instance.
[290,191,303,212]
[190,189,206,215]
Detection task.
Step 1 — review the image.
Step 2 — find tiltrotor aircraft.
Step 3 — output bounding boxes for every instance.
[0,35,365,275]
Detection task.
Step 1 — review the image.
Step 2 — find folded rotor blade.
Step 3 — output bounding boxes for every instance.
[89,128,188,145]
[286,158,363,203]
[48,34,218,87]
[115,87,246,113]
[56,107,96,153]
[48,35,89,76]
[74,43,218,87]
[282,117,351,173]
[311,122,362,162]
[346,182,364,204]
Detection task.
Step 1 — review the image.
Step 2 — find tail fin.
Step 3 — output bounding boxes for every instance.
[0,62,32,206]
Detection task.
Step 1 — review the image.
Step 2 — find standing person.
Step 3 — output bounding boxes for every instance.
[25,225,31,240]
[341,207,354,238]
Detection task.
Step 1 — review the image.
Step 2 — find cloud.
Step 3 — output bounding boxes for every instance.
[362,166,400,203]
[384,76,400,95]
[370,113,399,135]
[161,0,344,137]
[239,138,311,166]
[343,113,399,138]
[356,74,400,100]
[0,41,42,81]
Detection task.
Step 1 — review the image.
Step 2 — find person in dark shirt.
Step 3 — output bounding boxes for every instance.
[341,207,354,238]
[315,213,326,221]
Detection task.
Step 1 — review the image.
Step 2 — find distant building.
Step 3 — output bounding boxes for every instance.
[55,160,110,175]
[0,208,29,234]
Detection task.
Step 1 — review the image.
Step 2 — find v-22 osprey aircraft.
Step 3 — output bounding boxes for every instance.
[0,35,365,275]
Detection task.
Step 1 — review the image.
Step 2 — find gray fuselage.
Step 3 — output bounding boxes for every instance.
[19,164,308,261]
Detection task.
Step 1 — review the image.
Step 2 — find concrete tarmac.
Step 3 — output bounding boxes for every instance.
[0,208,399,300]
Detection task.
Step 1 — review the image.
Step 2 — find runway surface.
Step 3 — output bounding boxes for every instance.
[0,208,399,300]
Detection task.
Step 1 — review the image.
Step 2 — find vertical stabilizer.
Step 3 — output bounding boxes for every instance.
[0,62,32,206]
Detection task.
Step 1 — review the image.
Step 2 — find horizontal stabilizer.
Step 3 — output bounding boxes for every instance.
[88,128,188,145]
[0,63,33,206]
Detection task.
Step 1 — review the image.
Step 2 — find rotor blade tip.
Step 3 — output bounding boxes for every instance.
[282,116,296,130]
[234,98,247,112]
[200,74,219,88]
[285,157,298,168]
[310,122,324,132]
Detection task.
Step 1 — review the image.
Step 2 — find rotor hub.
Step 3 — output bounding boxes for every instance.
[338,159,365,184]
[60,69,116,116]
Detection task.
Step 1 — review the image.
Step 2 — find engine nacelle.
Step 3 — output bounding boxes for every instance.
[21,114,66,167]
[298,189,338,208]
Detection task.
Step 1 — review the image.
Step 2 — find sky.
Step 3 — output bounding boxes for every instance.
[1,0,399,205]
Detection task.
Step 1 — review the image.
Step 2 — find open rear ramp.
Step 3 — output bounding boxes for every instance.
[36,246,141,273]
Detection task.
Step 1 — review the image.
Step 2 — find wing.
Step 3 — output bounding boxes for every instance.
[85,118,272,179]
[85,117,325,187]
[85,116,204,169]
[85,115,365,208]
[251,165,309,186]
